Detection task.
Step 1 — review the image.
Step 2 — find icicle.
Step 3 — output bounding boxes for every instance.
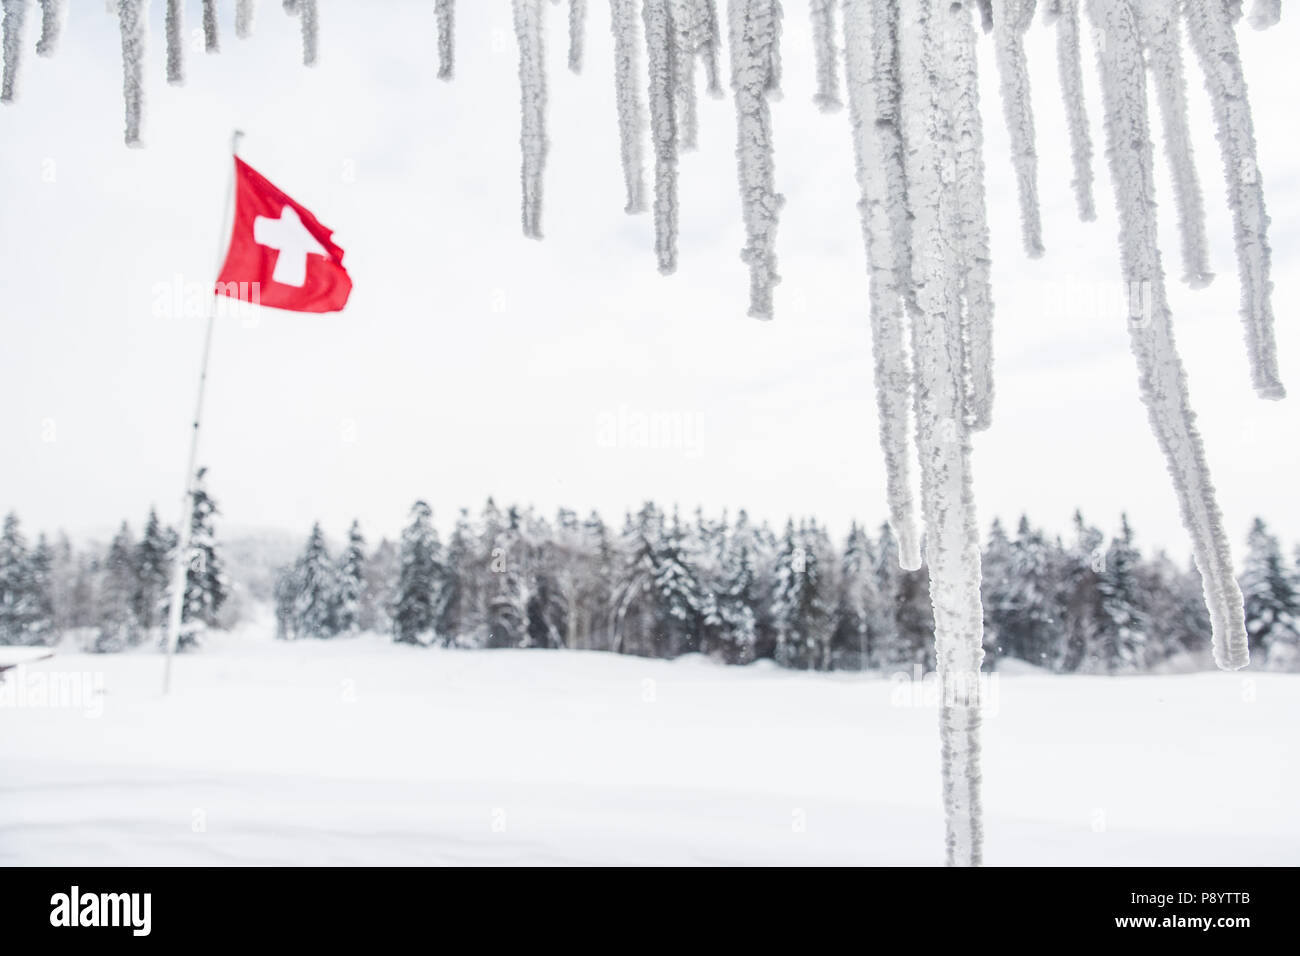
[569,0,586,72]
[1134,2,1212,288]
[1044,0,1096,222]
[610,0,648,214]
[1,0,26,104]
[117,0,145,147]
[1248,0,1280,29]
[727,0,784,319]
[165,0,184,86]
[644,0,679,271]
[809,0,841,112]
[976,0,993,32]
[35,0,62,57]
[897,0,986,868]
[202,0,219,53]
[1084,0,1249,671]
[699,0,723,96]
[299,0,318,66]
[236,0,257,39]
[946,0,995,433]
[436,0,454,80]
[991,0,1044,258]
[671,0,700,150]
[513,0,549,239]
[1183,0,1283,399]
[841,0,920,572]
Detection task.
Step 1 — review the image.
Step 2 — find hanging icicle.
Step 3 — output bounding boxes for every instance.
[513,0,549,239]
[727,0,784,319]
[948,0,994,434]
[299,0,319,66]
[1,0,26,104]
[644,0,679,271]
[1134,2,1212,288]
[1248,0,1280,30]
[202,0,219,53]
[809,0,841,112]
[116,0,146,147]
[436,0,455,80]
[569,0,586,72]
[35,0,62,57]
[699,0,723,96]
[898,0,986,868]
[1084,0,1249,671]
[1183,0,1284,400]
[236,0,257,39]
[672,0,701,150]
[610,0,648,215]
[841,0,920,573]
[991,0,1044,258]
[1043,0,1095,222]
[166,0,184,86]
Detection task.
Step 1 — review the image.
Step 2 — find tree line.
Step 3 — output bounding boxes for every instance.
[2,489,1297,673]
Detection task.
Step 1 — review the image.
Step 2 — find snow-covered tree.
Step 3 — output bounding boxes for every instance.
[133,507,173,632]
[95,522,140,652]
[1240,517,1300,669]
[0,513,53,646]
[393,500,442,645]
[334,519,367,635]
[291,523,338,638]
[1094,514,1149,672]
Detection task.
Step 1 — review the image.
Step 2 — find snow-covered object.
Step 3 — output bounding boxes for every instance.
[897,0,987,868]
[1183,0,1284,400]
[166,0,184,86]
[236,0,257,39]
[672,0,701,151]
[1083,0,1249,672]
[117,0,146,147]
[1043,0,1095,221]
[436,0,454,80]
[35,0,62,57]
[644,0,679,271]
[699,0,723,96]
[727,0,784,319]
[1,0,25,103]
[299,0,318,66]
[809,0,841,111]
[609,0,648,214]
[841,0,920,572]
[1134,1,1212,288]
[569,0,586,72]
[513,0,549,239]
[1248,0,1280,30]
[992,0,1044,258]
[202,0,219,53]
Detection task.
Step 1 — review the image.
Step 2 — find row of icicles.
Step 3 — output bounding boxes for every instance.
[0,0,1286,866]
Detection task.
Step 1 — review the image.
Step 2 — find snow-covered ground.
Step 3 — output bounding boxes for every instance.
[1,626,1296,866]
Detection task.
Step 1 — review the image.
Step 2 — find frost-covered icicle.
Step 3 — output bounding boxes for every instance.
[436,0,454,80]
[117,0,146,147]
[727,0,784,318]
[644,0,679,270]
[1134,2,1212,288]
[809,0,841,111]
[1,0,26,104]
[236,0,257,39]
[841,0,920,572]
[975,0,993,32]
[897,0,986,868]
[946,0,994,433]
[1248,0,1280,29]
[671,0,700,150]
[1084,0,1249,671]
[569,0,586,72]
[299,0,318,66]
[202,0,219,53]
[1044,0,1096,221]
[513,0,549,239]
[35,0,62,57]
[610,0,647,214]
[699,0,723,96]
[991,0,1044,258]
[1184,0,1283,399]
[165,0,184,86]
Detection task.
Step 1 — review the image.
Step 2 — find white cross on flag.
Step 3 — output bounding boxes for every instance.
[215,158,352,313]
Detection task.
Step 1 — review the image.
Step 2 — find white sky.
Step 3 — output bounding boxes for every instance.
[0,1,1297,556]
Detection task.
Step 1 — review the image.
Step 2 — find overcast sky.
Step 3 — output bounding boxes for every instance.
[0,1,1296,557]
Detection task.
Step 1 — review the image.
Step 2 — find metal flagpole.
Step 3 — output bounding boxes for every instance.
[162,129,244,695]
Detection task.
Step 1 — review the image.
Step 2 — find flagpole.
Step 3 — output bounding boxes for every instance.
[162,129,244,696]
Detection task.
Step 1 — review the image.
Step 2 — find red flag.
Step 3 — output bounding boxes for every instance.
[215,157,352,313]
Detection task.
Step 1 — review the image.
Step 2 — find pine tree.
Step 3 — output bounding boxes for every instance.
[96,522,140,652]
[170,468,228,649]
[29,534,57,644]
[771,519,833,669]
[1057,511,1105,673]
[0,512,52,646]
[133,508,173,632]
[872,523,910,669]
[1095,514,1149,672]
[652,508,705,657]
[716,510,762,664]
[437,508,479,645]
[293,523,338,638]
[393,500,442,645]
[1241,518,1300,669]
[334,520,367,635]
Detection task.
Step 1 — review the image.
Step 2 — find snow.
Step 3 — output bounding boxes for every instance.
[1,633,1295,865]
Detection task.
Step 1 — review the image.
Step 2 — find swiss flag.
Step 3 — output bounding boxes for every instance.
[215,157,352,314]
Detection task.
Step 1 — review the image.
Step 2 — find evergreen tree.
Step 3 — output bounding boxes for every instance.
[334,520,367,635]
[0,512,52,645]
[771,520,833,669]
[363,538,400,634]
[1056,511,1105,673]
[29,534,57,644]
[1241,518,1300,669]
[95,523,140,652]
[1095,514,1149,672]
[169,468,228,649]
[716,510,762,664]
[293,523,339,638]
[393,501,442,645]
[133,508,173,632]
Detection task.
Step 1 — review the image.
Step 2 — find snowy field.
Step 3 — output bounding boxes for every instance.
[1,627,1297,866]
